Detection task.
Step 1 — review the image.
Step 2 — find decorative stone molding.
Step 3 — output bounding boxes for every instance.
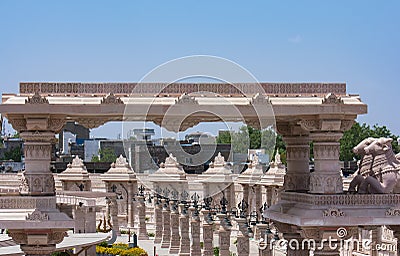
[101,93,124,104]
[251,93,270,105]
[323,208,345,217]
[322,93,343,104]
[25,92,49,104]
[7,118,27,132]
[300,228,322,240]
[20,82,347,96]
[386,208,400,216]
[47,231,68,244]
[76,118,108,129]
[298,119,320,131]
[309,174,343,194]
[8,231,28,244]
[340,120,354,131]
[26,209,49,221]
[175,93,198,105]
[48,118,66,133]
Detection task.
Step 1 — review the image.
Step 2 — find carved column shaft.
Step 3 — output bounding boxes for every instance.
[169,201,180,254]
[236,218,249,256]
[154,199,163,243]
[161,199,171,248]
[20,132,55,196]
[218,214,231,256]
[283,136,310,192]
[137,196,148,240]
[309,133,343,194]
[178,204,190,256]
[190,207,201,256]
[202,211,214,256]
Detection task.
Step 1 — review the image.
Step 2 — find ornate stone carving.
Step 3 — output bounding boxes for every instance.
[340,120,354,131]
[47,231,67,244]
[26,209,49,221]
[300,228,322,240]
[322,93,343,104]
[76,118,108,129]
[323,208,345,217]
[48,118,65,133]
[298,119,320,131]
[386,208,400,216]
[251,93,270,105]
[20,82,347,96]
[7,118,27,132]
[8,231,28,244]
[101,93,124,104]
[175,93,198,105]
[25,92,49,104]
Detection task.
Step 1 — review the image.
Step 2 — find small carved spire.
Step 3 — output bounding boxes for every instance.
[175,93,198,105]
[322,93,343,104]
[101,93,124,104]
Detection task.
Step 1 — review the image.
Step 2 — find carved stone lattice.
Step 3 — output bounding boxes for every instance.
[101,93,124,104]
[26,209,49,221]
[25,92,49,104]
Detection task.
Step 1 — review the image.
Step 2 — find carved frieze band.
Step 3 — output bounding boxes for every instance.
[309,174,343,194]
[8,118,65,133]
[20,82,347,96]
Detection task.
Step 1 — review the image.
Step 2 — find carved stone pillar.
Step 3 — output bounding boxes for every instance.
[218,213,231,256]
[190,206,201,256]
[242,185,250,206]
[236,218,250,256]
[127,182,135,227]
[265,186,273,207]
[255,185,262,216]
[19,132,55,196]
[282,136,310,192]
[178,203,190,256]
[202,210,214,256]
[169,200,180,254]
[309,132,343,194]
[108,196,121,236]
[161,198,171,248]
[154,198,163,244]
[137,195,148,240]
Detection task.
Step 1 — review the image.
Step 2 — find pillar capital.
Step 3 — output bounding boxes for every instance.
[298,118,354,133]
[8,115,66,133]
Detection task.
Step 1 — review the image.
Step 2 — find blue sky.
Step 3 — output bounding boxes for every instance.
[0,1,399,137]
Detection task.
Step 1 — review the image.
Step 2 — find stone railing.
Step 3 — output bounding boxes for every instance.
[281,192,400,206]
[56,193,96,207]
[19,82,347,96]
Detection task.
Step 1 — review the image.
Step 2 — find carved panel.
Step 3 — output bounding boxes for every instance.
[175,93,198,105]
[322,93,343,104]
[101,93,124,104]
[26,209,49,221]
[323,208,345,217]
[25,92,49,104]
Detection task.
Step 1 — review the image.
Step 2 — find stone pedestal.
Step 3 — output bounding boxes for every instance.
[137,195,148,240]
[257,223,272,256]
[169,200,180,254]
[202,215,214,256]
[190,207,201,256]
[178,203,190,256]
[154,197,163,244]
[161,199,171,248]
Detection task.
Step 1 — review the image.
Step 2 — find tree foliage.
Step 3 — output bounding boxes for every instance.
[340,122,400,161]
[91,148,117,162]
[2,147,22,162]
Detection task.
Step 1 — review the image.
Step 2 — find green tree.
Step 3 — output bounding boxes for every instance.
[91,148,117,162]
[339,122,400,161]
[2,147,22,162]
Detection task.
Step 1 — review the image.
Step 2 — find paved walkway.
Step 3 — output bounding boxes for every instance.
[115,234,264,256]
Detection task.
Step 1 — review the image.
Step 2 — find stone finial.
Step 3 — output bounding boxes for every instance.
[25,92,49,104]
[101,93,124,104]
[251,93,270,105]
[164,153,179,167]
[213,152,225,167]
[115,155,129,167]
[322,93,343,104]
[68,156,85,168]
[175,93,198,105]
[274,152,282,165]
